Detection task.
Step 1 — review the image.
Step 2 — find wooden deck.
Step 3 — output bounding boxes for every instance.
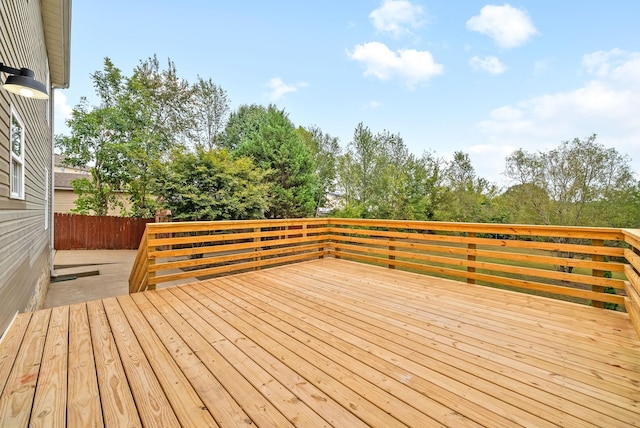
[1,258,639,427]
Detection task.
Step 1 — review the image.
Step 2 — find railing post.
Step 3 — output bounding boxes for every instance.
[467,232,476,284]
[319,222,328,259]
[147,231,156,291]
[388,228,396,269]
[254,227,262,271]
[335,224,341,260]
[592,239,605,308]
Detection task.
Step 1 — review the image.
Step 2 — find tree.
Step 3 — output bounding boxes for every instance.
[438,151,498,222]
[219,104,269,151]
[336,123,384,217]
[57,56,215,217]
[191,76,230,150]
[504,135,639,274]
[297,125,340,213]
[121,56,194,217]
[504,135,637,226]
[153,148,269,221]
[234,106,318,218]
[404,152,447,220]
[55,59,129,215]
[336,124,445,220]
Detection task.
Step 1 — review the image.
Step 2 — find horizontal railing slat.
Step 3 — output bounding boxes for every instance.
[328,227,625,257]
[147,218,329,234]
[151,251,325,285]
[332,242,625,290]
[148,227,330,248]
[128,219,640,315]
[330,234,626,273]
[329,219,626,241]
[149,243,325,273]
[330,249,625,305]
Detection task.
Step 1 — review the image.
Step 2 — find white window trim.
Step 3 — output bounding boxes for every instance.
[9,108,25,200]
[44,167,49,230]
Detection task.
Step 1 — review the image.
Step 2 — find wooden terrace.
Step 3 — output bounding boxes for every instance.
[1,218,639,426]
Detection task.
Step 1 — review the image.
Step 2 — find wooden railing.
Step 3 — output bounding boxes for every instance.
[128,218,330,293]
[623,229,640,338]
[129,218,640,327]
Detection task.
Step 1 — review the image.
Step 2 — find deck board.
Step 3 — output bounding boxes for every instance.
[87,300,141,427]
[67,303,103,427]
[30,305,69,427]
[117,295,219,428]
[0,309,51,427]
[0,258,639,427]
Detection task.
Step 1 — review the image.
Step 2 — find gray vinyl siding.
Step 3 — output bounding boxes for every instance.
[0,1,54,333]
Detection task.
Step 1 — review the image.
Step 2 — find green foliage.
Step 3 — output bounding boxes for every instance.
[119,56,195,217]
[55,59,130,216]
[68,176,121,216]
[437,151,500,222]
[56,55,233,218]
[219,104,269,151]
[602,267,618,310]
[56,56,640,227]
[297,125,340,212]
[234,106,318,218]
[336,123,388,217]
[191,76,230,150]
[336,123,446,220]
[153,148,269,221]
[504,134,638,226]
[404,153,447,220]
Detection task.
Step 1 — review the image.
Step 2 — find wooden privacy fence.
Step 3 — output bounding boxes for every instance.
[129,218,640,336]
[54,213,154,250]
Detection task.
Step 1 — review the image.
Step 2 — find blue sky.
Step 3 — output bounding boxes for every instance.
[55,1,640,184]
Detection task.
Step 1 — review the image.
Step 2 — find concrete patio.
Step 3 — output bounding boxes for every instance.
[45,250,191,308]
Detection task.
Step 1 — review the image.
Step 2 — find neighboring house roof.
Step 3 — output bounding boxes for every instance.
[54,153,89,171]
[53,153,91,176]
[41,0,72,88]
[55,172,85,190]
[53,153,65,166]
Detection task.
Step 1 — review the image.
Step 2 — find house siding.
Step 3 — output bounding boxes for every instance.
[54,189,77,213]
[0,0,54,333]
[53,188,136,215]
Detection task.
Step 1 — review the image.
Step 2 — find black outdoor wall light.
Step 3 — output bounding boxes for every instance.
[0,62,49,99]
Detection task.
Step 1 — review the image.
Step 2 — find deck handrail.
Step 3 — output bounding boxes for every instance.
[128,218,332,293]
[622,228,640,337]
[129,218,640,320]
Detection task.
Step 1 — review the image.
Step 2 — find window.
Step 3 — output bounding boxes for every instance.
[10,110,25,199]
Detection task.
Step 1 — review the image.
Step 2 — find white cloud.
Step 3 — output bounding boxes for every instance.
[53,89,73,135]
[469,55,506,74]
[369,101,383,108]
[54,90,73,120]
[581,49,640,85]
[490,106,522,120]
[266,77,308,101]
[474,49,640,183]
[466,4,538,49]
[369,0,426,39]
[348,41,443,88]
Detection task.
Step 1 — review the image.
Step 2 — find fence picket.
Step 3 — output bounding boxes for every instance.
[54,214,154,250]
